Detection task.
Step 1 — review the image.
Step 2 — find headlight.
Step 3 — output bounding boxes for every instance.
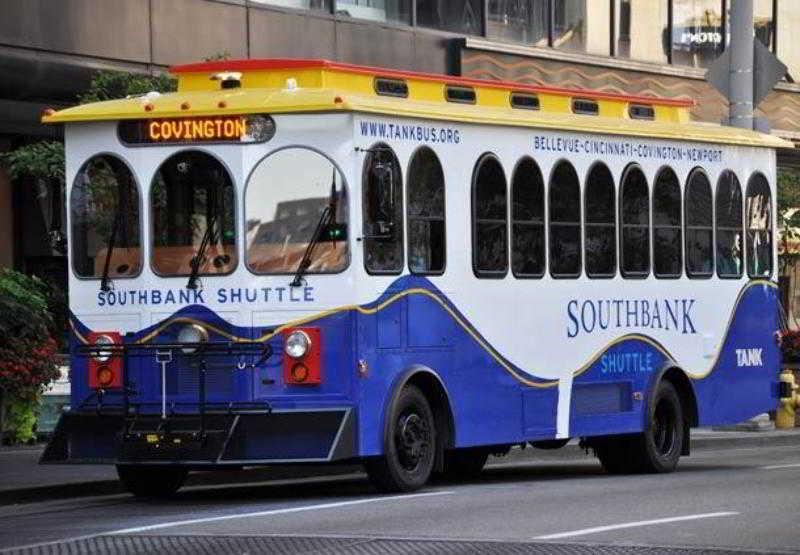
[93,334,115,362]
[285,330,311,359]
[177,323,209,354]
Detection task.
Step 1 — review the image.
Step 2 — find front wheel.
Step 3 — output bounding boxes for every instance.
[364,384,437,492]
[116,464,188,498]
[594,381,684,474]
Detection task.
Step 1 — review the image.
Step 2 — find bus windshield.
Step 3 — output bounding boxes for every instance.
[245,148,348,275]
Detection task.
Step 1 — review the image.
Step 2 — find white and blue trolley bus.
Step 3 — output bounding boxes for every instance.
[42,59,788,496]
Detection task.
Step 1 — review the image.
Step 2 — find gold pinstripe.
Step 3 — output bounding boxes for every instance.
[70,279,777,387]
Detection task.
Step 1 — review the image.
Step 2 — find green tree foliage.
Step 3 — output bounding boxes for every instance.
[76,70,176,104]
[0,140,64,182]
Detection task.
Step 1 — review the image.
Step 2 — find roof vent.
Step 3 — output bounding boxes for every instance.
[445,85,476,104]
[510,92,540,110]
[375,77,409,98]
[629,104,655,120]
[211,71,242,89]
[572,98,599,116]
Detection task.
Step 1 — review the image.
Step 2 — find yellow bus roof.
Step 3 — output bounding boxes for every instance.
[42,58,791,150]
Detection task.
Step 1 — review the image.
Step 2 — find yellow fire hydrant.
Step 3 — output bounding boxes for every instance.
[777,368,799,429]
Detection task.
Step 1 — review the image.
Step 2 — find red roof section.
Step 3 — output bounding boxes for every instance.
[170,58,696,108]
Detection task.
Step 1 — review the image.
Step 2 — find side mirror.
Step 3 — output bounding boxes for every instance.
[370,159,395,237]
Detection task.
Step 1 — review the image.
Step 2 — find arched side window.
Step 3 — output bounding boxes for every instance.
[685,169,714,278]
[620,165,650,278]
[746,173,773,278]
[245,147,348,275]
[652,167,682,278]
[362,144,403,274]
[549,161,581,278]
[71,154,141,279]
[472,154,508,277]
[407,147,446,275]
[584,163,615,278]
[716,170,744,278]
[511,157,545,278]
[151,151,237,277]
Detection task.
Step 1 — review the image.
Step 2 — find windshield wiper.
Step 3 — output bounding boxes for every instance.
[187,212,217,290]
[100,198,123,292]
[290,172,338,288]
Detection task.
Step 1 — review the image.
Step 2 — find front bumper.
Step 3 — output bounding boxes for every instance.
[40,407,356,465]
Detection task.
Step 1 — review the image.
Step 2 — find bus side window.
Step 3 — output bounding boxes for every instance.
[511,157,545,278]
[716,170,744,278]
[620,165,650,278]
[584,163,616,278]
[746,173,773,278]
[549,161,581,278]
[685,169,714,278]
[653,167,682,278]
[407,147,446,275]
[472,154,508,277]
[363,144,404,274]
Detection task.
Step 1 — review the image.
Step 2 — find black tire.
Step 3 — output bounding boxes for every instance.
[364,384,437,492]
[595,381,684,474]
[437,448,489,481]
[116,464,188,498]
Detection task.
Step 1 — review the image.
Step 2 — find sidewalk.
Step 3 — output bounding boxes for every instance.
[3,427,799,504]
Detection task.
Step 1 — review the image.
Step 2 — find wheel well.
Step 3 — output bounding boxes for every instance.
[404,371,455,451]
[662,367,698,427]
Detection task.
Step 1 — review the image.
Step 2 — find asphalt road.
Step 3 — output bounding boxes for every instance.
[1,443,799,554]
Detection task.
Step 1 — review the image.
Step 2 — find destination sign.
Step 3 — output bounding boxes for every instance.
[118,114,275,145]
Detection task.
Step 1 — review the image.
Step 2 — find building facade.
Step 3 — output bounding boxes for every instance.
[2,0,799,289]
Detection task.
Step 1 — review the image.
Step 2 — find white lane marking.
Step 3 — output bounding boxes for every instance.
[109,490,453,535]
[761,463,800,470]
[533,511,739,540]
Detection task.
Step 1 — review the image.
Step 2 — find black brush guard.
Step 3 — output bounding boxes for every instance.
[41,341,355,465]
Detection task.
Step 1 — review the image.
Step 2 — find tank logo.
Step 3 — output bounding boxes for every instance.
[735,348,763,367]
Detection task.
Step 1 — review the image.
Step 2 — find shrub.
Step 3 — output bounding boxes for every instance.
[779,328,800,363]
[0,269,61,443]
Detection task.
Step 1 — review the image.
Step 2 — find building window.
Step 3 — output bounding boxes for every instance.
[549,160,581,278]
[417,0,483,34]
[407,147,446,274]
[746,173,773,278]
[472,154,508,277]
[671,0,724,68]
[487,0,549,45]
[151,151,237,277]
[552,0,611,55]
[362,144,404,274]
[777,0,799,81]
[335,0,412,25]
[511,157,546,277]
[584,163,616,278]
[70,155,141,279]
[620,164,649,278]
[753,0,775,49]
[685,169,714,278]
[615,0,669,63]
[250,0,331,12]
[716,170,744,278]
[245,148,348,275]
[652,167,682,278]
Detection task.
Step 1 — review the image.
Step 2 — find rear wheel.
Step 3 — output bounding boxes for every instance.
[116,464,188,498]
[594,381,684,474]
[364,384,437,492]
